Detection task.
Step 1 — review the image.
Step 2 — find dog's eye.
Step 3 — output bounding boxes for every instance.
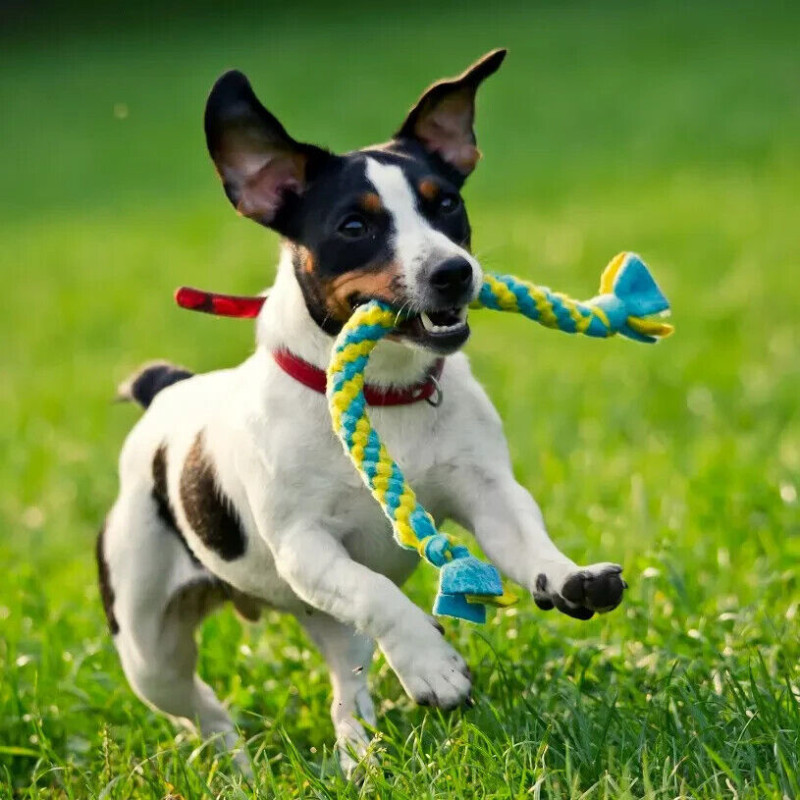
[338,214,369,239]
[437,193,461,214]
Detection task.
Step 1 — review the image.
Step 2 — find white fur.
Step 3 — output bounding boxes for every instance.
[364,158,482,307]
[104,170,620,775]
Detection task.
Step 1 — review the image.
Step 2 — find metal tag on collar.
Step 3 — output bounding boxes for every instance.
[425,374,443,407]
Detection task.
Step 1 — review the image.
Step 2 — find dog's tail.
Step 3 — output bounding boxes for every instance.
[117,361,194,409]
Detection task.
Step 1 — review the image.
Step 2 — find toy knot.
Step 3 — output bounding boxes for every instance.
[418,534,454,566]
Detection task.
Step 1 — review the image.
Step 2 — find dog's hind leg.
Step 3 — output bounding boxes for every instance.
[298,612,377,777]
[100,484,250,770]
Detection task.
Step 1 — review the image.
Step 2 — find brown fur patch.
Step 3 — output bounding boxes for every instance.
[304,251,315,274]
[153,444,203,566]
[419,179,439,201]
[179,432,247,561]
[323,262,404,320]
[96,522,119,635]
[155,445,260,621]
[360,192,382,213]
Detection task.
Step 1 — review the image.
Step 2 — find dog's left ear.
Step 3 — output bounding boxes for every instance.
[205,70,330,234]
[395,48,506,178]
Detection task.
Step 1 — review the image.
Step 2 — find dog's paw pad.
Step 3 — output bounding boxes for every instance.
[536,564,626,619]
[562,564,626,614]
[534,596,554,611]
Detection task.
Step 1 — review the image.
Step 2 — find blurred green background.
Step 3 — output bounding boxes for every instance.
[1,1,798,798]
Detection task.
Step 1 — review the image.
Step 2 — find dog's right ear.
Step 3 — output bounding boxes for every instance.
[205,71,329,234]
[395,49,506,180]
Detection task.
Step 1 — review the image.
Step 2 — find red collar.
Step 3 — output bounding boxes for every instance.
[174,285,444,406]
[273,349,444,407]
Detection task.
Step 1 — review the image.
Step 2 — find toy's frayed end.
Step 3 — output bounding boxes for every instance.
[625,316,675,342]
[434,593,488,624]
[600,252,667,315]
[431,554,517,622]
[601,253,674,343]
[439,555,503,597]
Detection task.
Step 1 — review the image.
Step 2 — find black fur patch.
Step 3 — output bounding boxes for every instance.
[152,444,202,566]
[96,522,119,635]
[179,432,247,561]
[122,362,194,409]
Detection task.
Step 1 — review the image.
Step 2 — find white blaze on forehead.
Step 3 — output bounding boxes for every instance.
[365,158,427,250]
[364,157,476,293]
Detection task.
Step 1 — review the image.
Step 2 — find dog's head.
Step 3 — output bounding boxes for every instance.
[205,49,505,355]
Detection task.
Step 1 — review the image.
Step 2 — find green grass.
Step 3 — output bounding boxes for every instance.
[2,1,799,797]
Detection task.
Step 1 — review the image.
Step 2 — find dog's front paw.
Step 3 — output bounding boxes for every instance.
[534,562,627,620]
[380,621,472,710]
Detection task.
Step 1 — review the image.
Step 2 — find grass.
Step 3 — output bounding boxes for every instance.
[1,1,799,797]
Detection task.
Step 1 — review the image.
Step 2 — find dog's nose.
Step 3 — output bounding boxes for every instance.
[429,258,473,304]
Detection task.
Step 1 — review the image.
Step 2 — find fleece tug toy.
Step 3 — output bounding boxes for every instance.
[325,252,671,622]
[176,252,673,622]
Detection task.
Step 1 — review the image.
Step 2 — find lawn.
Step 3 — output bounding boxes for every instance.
[1,1,799,797]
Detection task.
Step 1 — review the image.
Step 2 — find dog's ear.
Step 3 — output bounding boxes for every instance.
[395,49,506,178]
[205,71,329,233]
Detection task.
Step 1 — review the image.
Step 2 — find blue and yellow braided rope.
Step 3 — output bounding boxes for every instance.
[326,302,513,623]
[474,252,673,343]
[327,252,672,622]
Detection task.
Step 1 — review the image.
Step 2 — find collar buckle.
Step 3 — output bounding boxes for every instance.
[425,374,443,408]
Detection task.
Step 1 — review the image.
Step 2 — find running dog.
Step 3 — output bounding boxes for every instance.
[98,49,626,774]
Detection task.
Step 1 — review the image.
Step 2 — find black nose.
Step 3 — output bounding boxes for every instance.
[429,258,473,304]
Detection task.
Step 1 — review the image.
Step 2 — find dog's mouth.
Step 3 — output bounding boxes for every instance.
[346,302,468,356]
[346,294,471,354]
[394,307,470,354]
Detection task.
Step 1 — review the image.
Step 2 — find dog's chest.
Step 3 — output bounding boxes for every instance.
[254,388,452,568]
[184,355,485,603]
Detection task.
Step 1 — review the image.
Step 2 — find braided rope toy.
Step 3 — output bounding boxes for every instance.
[176,252,672,622]
[326,252,672,623]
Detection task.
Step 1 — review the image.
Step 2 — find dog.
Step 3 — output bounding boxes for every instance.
[98,49,626,775]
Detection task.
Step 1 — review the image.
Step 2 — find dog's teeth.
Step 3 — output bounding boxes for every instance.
[420,311,466,335]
